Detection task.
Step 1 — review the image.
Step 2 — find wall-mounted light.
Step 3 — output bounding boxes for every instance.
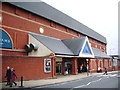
[39,27,44,34]
[24,43,38,52]
[0,16,2,23]
[30,43,38,51]
[24,44,32,52]
[86,59,89,62]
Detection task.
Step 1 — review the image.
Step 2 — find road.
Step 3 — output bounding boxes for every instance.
[32,72,119,89]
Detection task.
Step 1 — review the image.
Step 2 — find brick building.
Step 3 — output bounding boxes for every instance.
[110,55,120,71]
[1,2,112,81]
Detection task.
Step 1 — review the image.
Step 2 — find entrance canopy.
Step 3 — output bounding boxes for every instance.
[62,37,94,58]
[92,48,111,59]
[29,32,94,57]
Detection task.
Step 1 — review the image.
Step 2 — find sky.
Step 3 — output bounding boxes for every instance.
[42,0,118,55]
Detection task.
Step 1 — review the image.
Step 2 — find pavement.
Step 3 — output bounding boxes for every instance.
[1,71,118,89]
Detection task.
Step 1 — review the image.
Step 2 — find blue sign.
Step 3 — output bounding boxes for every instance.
[0,29,12,49]
[82,42,92,54]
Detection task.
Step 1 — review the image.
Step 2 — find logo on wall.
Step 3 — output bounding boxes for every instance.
[44,59,51,73]
[0,29,12,49]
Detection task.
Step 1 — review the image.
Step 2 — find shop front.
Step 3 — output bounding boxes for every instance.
[64,58,72,75]
[77,58,88,73]
[27,33,111,78]
[28,33,95,75]
[56,58,73,75]
[56,58,62,75]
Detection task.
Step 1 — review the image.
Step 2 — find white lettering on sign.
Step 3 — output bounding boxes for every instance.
[0,38,11,43]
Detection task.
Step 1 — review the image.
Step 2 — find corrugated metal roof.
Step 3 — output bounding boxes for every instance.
[62,37,86,55]
[92,48,111,58]
[8,2,107,44]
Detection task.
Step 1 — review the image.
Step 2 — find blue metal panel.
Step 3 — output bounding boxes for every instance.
[0,29,12,49]
[82,42,92,54]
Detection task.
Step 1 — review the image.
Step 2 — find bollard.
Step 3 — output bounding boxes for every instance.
[20,76,23,87]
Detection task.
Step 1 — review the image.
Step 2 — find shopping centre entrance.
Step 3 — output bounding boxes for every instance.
[56,58,73,75]
[77,58,88,73]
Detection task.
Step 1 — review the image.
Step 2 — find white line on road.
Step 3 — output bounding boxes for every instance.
[37,74,118,89]
[73,78,102,88]
[97,74,117,77]
[72,74,117,89]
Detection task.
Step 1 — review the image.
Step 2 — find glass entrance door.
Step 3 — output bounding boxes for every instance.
[56,62,62,74]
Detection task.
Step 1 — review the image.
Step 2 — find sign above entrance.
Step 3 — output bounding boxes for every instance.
[0,29,12,49]
[82,42,92,54]
[79,37,94,58]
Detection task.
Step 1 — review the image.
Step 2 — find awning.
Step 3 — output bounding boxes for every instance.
[29,32,107,58]
[92,48,111,59]
[62,37,94,58]
[29,32,74,56]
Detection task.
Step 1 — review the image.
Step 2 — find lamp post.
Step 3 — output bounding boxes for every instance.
[86,59,89,76]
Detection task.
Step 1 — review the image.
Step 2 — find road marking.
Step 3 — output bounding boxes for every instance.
[72,74,118,89]
[97,74,117,77]
[36,74,118,89]
[110,74,117,77]
[36,79,84,88]
[72,78,102,88]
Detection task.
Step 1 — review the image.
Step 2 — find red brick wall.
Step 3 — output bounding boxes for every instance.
[89,59,112,72]
[90,59,97,72]
[72,58,78,75]
[2,55,53,81]
[2,3,106,54]
[1,50,27,56]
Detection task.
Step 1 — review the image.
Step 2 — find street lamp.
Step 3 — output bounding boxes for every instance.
[86,59,89,76]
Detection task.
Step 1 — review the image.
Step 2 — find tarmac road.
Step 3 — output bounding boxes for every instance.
[33,72,119,89]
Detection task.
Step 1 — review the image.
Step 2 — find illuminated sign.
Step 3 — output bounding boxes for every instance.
[0,29,12,49]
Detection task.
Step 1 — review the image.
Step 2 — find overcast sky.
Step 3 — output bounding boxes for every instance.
[42,0,118,55]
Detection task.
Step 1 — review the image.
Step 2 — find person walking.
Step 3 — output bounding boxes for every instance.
[64,67,68,75]
[5,66,11,86]
[80,65,83,73]
[10,68,17,87]
[103,67,108,75]
[97,67,101,73]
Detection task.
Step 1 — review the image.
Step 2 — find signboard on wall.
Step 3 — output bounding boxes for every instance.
[0,29,12,49]
[44,59,51,73]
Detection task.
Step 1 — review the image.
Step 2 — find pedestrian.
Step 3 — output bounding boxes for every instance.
[103,67,108,75]
[10,68,17,87]
[64,67,68,75]
[5,66,11,86]
[97,67,101,73]
[80,65,83,73]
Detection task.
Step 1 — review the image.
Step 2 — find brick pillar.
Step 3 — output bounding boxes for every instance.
[62,59,65,75]
[72,57,78,75]
[108,59,110,71]
[51,57,56,78]
[89,59,91,71]
[103,59,105,68]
